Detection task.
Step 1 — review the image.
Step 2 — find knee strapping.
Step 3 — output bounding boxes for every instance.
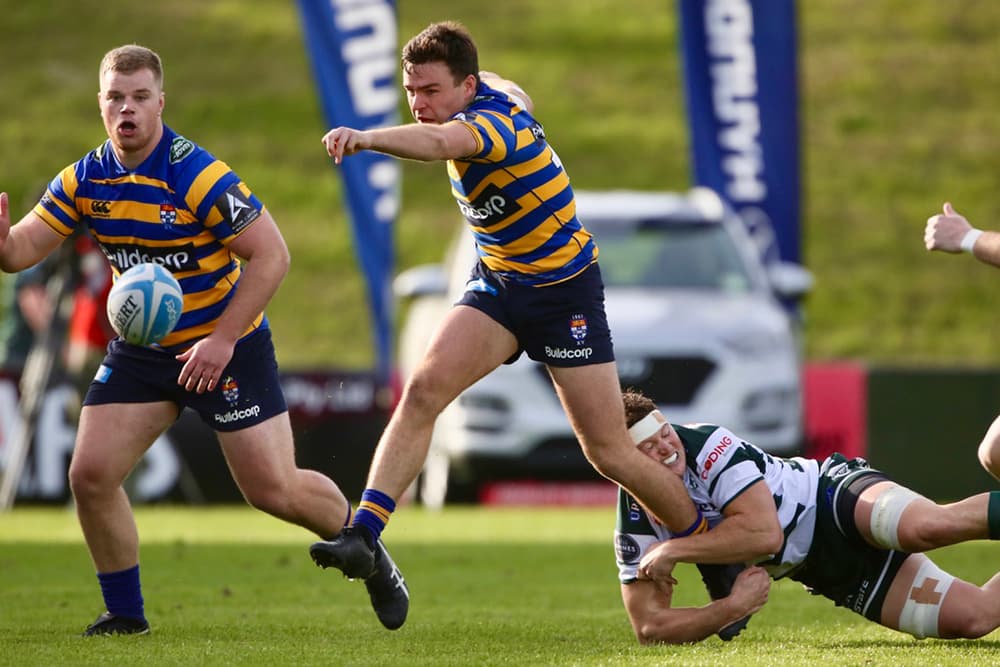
[869,485,922,550]
[897,558,955,639]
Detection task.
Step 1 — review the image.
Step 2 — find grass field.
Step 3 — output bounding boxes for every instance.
[5,6,1000,664]
[2,505,999,666]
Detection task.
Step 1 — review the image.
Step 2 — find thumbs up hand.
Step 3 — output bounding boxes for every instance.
[925,201,973,253]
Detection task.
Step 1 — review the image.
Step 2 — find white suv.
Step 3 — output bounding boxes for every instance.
[394,188,813,507]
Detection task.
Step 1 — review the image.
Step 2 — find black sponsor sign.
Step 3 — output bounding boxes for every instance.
[102,242,200,272]
[2,370,390,504]
[456,183,521,227]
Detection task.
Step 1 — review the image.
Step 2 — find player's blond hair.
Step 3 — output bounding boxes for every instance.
[99,44,164,88]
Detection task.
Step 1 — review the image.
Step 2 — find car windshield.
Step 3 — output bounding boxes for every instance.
[590,218,754,292]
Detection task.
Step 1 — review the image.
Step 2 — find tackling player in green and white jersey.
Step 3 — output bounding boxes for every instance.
[615,389,1000,644]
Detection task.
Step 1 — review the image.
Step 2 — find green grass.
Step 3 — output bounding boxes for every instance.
[2,506,1000,666]
[3,2,1000,367]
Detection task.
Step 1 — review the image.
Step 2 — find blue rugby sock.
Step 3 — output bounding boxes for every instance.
[352,488,396,545]
[97,565,145,622]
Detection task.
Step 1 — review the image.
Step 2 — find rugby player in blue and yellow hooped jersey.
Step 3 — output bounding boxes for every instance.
[310,21,703,625]
[0,44,407,636]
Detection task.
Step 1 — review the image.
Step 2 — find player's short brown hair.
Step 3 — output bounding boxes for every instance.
[100,44,164,88]
[622,389,657,429]
[402,21,478,85]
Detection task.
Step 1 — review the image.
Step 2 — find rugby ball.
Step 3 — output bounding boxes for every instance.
[106,263,184,346]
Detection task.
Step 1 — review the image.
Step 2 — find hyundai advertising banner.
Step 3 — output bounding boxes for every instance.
[678,0,801,265]
[296,0,401,380]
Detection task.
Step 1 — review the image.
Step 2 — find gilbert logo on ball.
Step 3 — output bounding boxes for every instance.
[106,263,184,346]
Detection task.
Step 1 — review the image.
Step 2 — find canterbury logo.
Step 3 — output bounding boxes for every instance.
[90,200,112,215]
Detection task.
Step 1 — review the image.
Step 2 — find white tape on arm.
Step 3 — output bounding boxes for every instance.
[961,228,983,253]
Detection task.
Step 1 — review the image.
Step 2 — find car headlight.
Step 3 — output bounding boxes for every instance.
[456,393,511,433]
[741,388,798,430]
[719,329,790,357]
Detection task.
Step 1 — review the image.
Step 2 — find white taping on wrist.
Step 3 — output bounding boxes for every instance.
[628,411,666,445]
[960,228,983,253]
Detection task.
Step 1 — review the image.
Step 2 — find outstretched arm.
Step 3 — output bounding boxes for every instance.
[321,121,478,165]
[925,202,1000,267]
[621,567,770,645]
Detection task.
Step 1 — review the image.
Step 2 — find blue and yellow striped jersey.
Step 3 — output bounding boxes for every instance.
[33,125,268,351]
[450,82,597,286]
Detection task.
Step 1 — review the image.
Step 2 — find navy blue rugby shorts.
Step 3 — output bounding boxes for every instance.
[83,328,288,432]
[456,261,614,367]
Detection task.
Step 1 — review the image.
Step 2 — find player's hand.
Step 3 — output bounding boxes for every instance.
[637,542,679,596]
[321,127,369,164]
[175,334,235,394]
[925,201,971,253]
[729,566,770,615]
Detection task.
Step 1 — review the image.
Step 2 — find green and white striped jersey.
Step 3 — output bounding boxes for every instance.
[615,423,819,583]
